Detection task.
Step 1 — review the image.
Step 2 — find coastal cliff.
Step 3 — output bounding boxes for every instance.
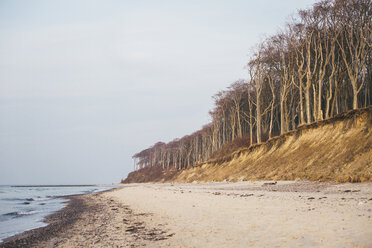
[124,0,371,185]
[123,106,372,183]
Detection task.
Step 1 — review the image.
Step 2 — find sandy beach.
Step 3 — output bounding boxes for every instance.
[1,181,371,247]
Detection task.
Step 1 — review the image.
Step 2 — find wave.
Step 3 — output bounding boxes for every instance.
[2,198,26,201]
[2,197,35,202]
[3,212,19,217]
[0,211,36,222]
[2,210,39,219]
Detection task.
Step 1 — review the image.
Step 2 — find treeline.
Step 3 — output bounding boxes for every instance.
[133,0,371,171]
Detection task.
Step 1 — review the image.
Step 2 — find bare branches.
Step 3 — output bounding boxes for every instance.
[132,0,371,173]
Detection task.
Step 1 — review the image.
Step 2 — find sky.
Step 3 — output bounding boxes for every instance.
[0,0,318,185]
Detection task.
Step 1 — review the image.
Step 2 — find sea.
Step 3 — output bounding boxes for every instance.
[0,185,114,243]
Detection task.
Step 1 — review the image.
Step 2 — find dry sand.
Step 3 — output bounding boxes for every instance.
[2,181,371,247]
[106,181,372,247]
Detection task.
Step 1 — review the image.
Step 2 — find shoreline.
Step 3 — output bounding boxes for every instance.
[1,181,371,247]
[0,195,85,248]
[0,186,172,247]
[0,187,118,248]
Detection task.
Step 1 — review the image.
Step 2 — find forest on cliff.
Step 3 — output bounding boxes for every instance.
[132,0,371,172]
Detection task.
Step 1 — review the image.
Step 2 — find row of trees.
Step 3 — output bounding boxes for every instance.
[133,0,371,171]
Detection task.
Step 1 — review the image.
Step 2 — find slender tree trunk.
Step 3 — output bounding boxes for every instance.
[313,84,318,121]
[325,81,332,119]
[236,109,242,138]
[249,113,253,145]
[299,80,304,124]
[353,90,358,109]
[305,85,311,123]
[231,111,236,140]
[330,80,339,117]
[285,98,290,132]
[222,116,226,145]
[256,92,262,143]
[292,104,296,130]
[318,80,323,120]
[269,100,274,139]
[351,81,359,109]
[248,90,254,145]
[280,99,285,134]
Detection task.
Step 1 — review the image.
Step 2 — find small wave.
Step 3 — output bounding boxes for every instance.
[3,211,19,217]
[21,198,35,204]
[2,210,39,219]
[31,197,49,202]
[18,211,39,216]
[2,198,26,201]
[2,197,35,202]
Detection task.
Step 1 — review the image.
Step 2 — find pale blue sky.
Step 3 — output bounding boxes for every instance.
[0,0,317,185]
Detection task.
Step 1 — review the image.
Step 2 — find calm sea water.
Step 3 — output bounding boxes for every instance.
[0,185,114,242]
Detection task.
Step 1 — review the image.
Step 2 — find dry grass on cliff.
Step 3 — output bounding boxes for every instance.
[175,107,372,183]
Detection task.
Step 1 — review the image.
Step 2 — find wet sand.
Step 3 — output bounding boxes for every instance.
[1,181,371,247]
[0,189,172,248]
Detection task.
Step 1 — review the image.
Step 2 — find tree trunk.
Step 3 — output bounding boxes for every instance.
[318,80,323,120]
[280,100,285,134]
[256,92,262,144]
[269,100,274,139]
[236,109,242,138]
[299,80,304,124]
[313,84,318,121]
[353,88,358,109]
[249,112,253,145]
[305,86,311,123]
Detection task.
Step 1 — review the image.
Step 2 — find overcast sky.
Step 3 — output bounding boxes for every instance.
[0,0,317,185]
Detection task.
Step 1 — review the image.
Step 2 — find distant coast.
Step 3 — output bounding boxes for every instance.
[11,185,96,188]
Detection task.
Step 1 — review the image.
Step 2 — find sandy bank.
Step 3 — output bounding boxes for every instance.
[2,181,371,247]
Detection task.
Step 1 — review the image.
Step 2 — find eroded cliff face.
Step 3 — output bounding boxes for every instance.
[123,107,372,183]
